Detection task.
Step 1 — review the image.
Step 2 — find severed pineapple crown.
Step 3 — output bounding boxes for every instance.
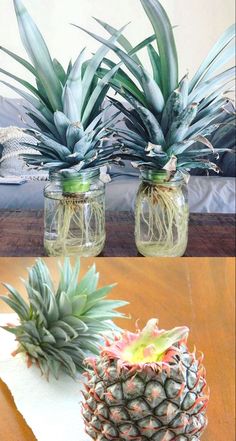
[0,0,124,174]
[0,258,128,379]
[78,0,235,175]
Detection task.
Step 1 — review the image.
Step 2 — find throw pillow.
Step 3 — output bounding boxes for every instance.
[0,126,47,180]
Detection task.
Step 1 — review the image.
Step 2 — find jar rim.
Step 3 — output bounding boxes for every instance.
[140,169,189,185]
[49,168,100,181]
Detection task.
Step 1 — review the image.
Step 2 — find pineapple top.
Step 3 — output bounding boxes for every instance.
[0,258,128,379]
[78,0,235,175]
[0,0,125,174]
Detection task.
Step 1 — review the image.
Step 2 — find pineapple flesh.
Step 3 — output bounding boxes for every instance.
[82,319,209,440]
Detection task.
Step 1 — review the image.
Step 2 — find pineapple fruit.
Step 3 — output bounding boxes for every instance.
[0,258,128,379]
[82,319,209,440]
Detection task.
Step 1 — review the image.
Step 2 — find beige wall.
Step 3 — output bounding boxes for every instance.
[0,0,235,97]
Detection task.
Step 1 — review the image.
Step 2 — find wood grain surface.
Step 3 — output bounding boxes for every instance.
[0,257,235,441]
[0,210,235,257]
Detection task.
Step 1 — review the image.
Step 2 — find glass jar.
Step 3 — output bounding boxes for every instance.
[135,170,189,257]
[44,169,105,256]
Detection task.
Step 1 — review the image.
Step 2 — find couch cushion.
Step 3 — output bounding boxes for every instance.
[0,96,35,128]
[0,175,235,213]
[0,127,47,180]
[106,175,236,213]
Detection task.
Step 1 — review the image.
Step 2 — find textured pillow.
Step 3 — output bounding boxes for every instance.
[0,96,36,128]
[0,126,48,180]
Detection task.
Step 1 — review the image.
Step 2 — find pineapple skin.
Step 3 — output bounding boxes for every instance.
[82,341,209,441]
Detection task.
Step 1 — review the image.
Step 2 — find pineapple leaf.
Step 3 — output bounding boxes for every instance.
[190,24,236,91]
[108,97,147,138]
[2,283,29,317]
[0,45,37,76]
[186,109,224,138]
[58,292,73,317]
[76,23,129,107]
[63,316,88,331]
[140,0,179,99]
[99,63,148,106]
[188,67,235,104]
[161,91,184,136]
[147,44,162,87]
[13,0,62,111]
[76,264,99,296]
[73,24,143,85]
[83,285,117,312]
[178,74,189,109]
[53,58,67,85]
[93,16,141,65]
[66,259,81,297]
[28,111,59,139]
[166,103,198,145]
[201,44,235,83]
[0,80,54,122]
[93,20,158,64]
[0,68,46,102]
[72,295,88,316]
[129,34,157,57]
[122,92,165,145]
[65,48,86,121]
[82,63,121,126]
[0,295,27,319]
[53,111,71,145]
[140,67,165,114]
[63,85,81,122]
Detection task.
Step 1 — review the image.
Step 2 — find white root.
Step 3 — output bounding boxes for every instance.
[135,183,189,257]
[44,193,105,256]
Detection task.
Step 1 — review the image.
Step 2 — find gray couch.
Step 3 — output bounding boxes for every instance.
[0,97,235,213]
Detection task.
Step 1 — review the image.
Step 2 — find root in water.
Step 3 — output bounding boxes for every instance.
[135,183,189,257]
[44,192,105,256]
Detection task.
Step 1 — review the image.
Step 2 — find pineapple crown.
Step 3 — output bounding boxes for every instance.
[86,319,190,371]
[0,0,126,174]
[0,258,128,379]
[76,0,235,174]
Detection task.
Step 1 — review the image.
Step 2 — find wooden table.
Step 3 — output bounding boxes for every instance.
[0,257,235,441]
[0,209,235,257]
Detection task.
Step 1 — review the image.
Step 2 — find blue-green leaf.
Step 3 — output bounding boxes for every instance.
[190,24,235,91]
[140,0,179,99]
[13,0,62,110]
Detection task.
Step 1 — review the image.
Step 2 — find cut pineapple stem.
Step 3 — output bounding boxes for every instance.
[62,177,91,194]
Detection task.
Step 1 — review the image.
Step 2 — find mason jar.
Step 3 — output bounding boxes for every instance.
[44,169,105,256]
[135,170,189,257]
